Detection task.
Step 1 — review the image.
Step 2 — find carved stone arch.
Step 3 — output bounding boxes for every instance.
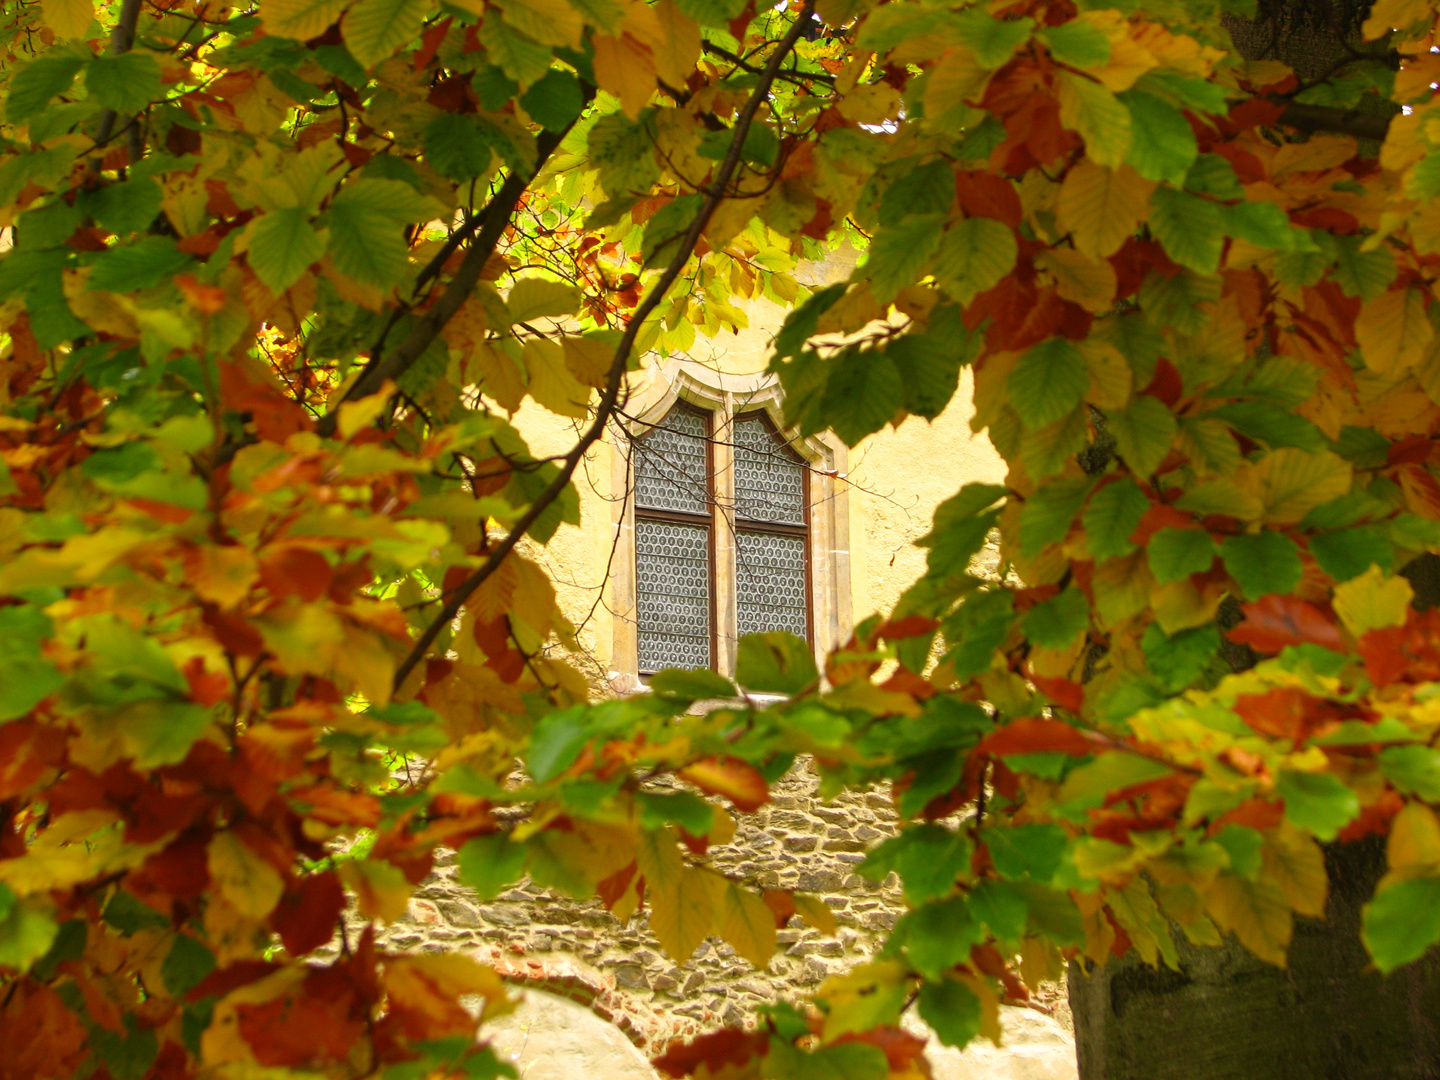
[608,357,852,691]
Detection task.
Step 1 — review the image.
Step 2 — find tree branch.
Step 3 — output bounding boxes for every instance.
[318,102,591,436]
[390,0,818,693]
[91,0,144,164]
[1275,100,1395,142]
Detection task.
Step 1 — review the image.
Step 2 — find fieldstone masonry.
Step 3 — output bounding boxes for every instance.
[353,757,1078,1078]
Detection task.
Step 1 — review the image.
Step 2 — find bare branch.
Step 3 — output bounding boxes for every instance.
[1275,100,1394,142]
[90,0,144,164]
[391,0,819,692]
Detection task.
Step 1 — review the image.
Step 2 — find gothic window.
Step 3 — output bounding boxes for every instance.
[630,403,811,674]
[632,404,714,673]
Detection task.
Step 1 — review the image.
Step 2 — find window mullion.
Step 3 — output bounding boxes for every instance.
[711,402,738,678]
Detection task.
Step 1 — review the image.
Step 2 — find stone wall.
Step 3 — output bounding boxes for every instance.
[357,759,1077,1079]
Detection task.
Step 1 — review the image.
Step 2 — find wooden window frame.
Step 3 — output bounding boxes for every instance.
[631,400,719,674]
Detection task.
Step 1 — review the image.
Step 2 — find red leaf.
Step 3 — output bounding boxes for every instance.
[1030,674,1084,713]
[273,872,346,956]
[652,1029,769,1078]
[953,172,1023,228]
[1130,503,1196,547]
[1227,594,1345,654]
[762,889,796,928]
[677,757,770,812]
[876,614,939,640]
[835,1028,928,1071]
[975,717,1095,757]
[1141,357,1183,408]
[259,547,333,603]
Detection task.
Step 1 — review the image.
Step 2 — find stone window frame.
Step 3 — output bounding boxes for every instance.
[608,358,852,690]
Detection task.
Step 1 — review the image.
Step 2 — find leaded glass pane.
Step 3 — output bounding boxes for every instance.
[636,519,711,671]
[634,409,709,515]
[733,414,805,525]
[736,530,807,640]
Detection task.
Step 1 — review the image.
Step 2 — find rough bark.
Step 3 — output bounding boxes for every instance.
[1068,838,1440,1080]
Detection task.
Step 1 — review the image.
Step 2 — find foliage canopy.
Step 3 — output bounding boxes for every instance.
[3,0,1440,1075]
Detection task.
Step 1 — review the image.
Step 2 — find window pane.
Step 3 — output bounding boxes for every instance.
[733,414,805,525]
[636,519,711,671]
[634,408,709,516]
[736,530,807,640]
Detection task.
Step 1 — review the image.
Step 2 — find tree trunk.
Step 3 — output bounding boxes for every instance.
[1067,838,1440,1079]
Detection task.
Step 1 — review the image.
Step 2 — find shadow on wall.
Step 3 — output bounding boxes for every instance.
[479,989,1077,1080]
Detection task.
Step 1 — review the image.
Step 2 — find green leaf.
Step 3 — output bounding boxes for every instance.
[1019,476,1093,559]
[1378,745,1440,801]
[7,55,85,123]
[0,888,58,974]
[736,631,818,694]
[945,589,1015,677]
[918,977,982,1049]
[820,345,904,445]
[90,1014,158,1080]
[861,824,971,904]
[103,892,170,935]
[457,833,530,899]
[478,16,553,88]
[764,1041,888,1080]
[1220,531,1303,601]
[1008,338,1088,429]
[1022,587,1090,649]
[424,114,495,182]
[772,283,846,360]
[933,215,1017,306]
[0,654,64,721]
[637,791,716,835]
[1310,526,1392,582]
[865,213,944,302]
[1184,154,1244,199]
[673,0,746,28]
[85,52,162,115]
[1021,407,1089,481]
[1363,876,1440,972]
[969,878,1029,943]
[886,305,976,418]
[879,159,954,227]
[1084,478,1149,561]
[1214,824,1263,879]
[1275,770,1359,841]
[343,0,431,68]
[647,669,735,704]
[79,178,162,236]
[1042,19,1111,66]
[521,68,585,131]
[1331,236,1396,301]
[87,236,193,293]
[953,7,1034,67]
[247,208,327,293]
[1209,402,1327,452]
[161,935,216,996]
[1142,621,1219,692]
[985,824,1068,883]
[1226,200,1300,250]
[526,704,594,782]
[1108,394,1178,478]
[1149,187,1224,275]
[1121,90,1197,186]
[324,179,437,288]
[901,897,982,980]
[1147,527,1216,583]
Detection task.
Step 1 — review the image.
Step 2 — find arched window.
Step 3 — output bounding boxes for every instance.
[632,404,714,673]
[732,412,808,643]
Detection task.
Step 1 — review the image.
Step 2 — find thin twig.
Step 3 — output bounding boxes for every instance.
[390,0,819,692]
[90,0,144,167]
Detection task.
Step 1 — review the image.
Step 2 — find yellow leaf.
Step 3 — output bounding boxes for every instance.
[1107,876,1177,968]
[254,601,344,676]
[523,337,591,418]
[720,882,777,968]
[562,335,616,388]
[259,0,347,40]
[507,277,582,323]
[792,892,837,935]
[208,831,283,920]
[1057,160,1155,260]
[1253,447,1352,524]
[818,960,909,1041]
[1057,70,1131,169]
[1363,0,1434,40]
[636,829,719,961]
[1078,339,1132,410]
[336,384,394,440]
[1150,575,1223,635]
[650,0,701,89]
[188,544,258,609]
[1333,564,1414,638]
[333,623,397,706]
[510,554,558,638]
[923,47,990,133]
[1036,247,1117,313]
[1080,10,1157,91]
[1355,287,1434,377]
[956,971,1003,1045]
[40,0,92,38]
[837,81,903,126]
[339,858,413,922]
[494,0,583,48]
[385,953,511,1023]
[592,33,656,119]
[1092,549,1150,627]
[469,340,528,414]
[1262,822,1328,918]
[1206,872,1292,967]
[1384,801,1440,879]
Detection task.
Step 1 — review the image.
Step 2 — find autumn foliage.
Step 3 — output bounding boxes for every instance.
[5,0,1440,1075]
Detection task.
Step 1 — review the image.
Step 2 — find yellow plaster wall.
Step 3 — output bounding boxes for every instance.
[508,261,1005,679]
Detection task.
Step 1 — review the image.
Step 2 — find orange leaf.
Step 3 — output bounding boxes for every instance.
[1226,594,1345,654]
[975,717,1095,757]
[677,756,769,812]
